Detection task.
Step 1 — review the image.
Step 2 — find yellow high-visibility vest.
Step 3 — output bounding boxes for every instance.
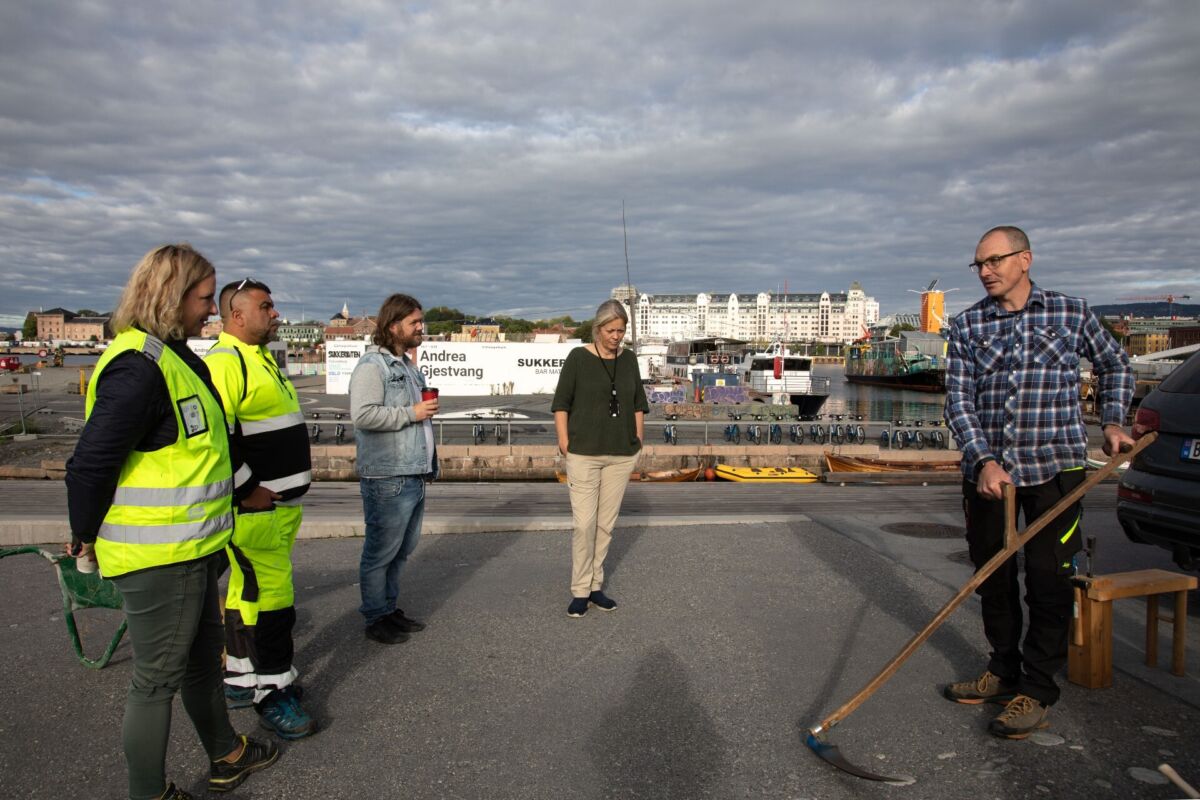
[86,329,233,577]
[205,332,309,496]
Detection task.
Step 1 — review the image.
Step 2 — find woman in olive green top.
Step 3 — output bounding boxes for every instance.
[552,300,649,617]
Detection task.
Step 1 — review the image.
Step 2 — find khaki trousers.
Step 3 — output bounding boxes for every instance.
[564,451,638,597]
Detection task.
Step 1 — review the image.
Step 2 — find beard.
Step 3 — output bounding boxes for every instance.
[393,331,422,353]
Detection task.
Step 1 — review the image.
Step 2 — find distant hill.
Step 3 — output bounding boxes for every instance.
[1092,302,1200,319]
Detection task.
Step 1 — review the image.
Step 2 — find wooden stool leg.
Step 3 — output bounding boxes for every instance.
[1172,590,1188,677]
[1146,594,1159,668]
[1069,596,1114,689]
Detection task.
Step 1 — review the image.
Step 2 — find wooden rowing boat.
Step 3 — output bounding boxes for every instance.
[713,463,818,483]
[823,453,961,474]
[554,466,703,484]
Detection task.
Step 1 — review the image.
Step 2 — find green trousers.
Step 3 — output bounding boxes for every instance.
[114,555,238,800]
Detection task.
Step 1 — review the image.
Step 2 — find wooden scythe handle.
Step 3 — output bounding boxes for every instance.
[813,433,1155,735]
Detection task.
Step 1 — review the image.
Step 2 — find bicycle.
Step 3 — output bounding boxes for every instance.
[768,423,783,445]
[334,423,346,444]
[928,429,947,449]
[663,424,679,445]
[892,423,926,450]
[723,412,742,444]
[829,424,844,445]
[746,422,764,445]
[846,424,866,444]
[808,423,827,445]
[789,424,805,444]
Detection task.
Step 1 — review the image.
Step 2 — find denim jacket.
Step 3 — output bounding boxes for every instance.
[350,346,439,479]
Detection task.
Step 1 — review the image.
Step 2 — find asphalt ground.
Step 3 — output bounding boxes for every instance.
[2,485,1198,800]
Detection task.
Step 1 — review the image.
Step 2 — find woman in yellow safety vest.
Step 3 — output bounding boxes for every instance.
[65,244,279,800]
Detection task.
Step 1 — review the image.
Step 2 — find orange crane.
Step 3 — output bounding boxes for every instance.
[1117,293,1192,319]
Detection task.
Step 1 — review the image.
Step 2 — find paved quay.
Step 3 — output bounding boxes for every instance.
[1,483,1198,799]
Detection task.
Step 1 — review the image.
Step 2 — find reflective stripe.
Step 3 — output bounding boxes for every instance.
[206,347,239,358]
[112,479,232,508]
[142,334,164,362]
[225,655,255,674]
[99,512,233,544]
[233,463,253,489]
[257,667,299,688]
[241,411,305,436]
[1063,466,1085,472]
[1060,513,1082,544]
[260,471,312,494]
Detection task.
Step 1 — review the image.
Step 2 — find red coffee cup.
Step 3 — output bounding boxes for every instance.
[421,387,439,401]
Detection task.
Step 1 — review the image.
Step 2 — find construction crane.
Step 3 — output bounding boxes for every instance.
[1117,293,1193,319]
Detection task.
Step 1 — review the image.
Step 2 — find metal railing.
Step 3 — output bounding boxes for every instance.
[303,415,958,450]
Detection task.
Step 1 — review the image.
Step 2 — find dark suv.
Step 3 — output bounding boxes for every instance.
[1117,350,1200,571]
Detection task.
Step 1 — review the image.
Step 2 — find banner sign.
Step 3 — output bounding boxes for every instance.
[322,341,579,396]
[325,341,368,395]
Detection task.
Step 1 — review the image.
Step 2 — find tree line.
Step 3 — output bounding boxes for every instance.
[422,307,593,341]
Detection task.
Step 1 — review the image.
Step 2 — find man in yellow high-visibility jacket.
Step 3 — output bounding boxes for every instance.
[206,278,315,740]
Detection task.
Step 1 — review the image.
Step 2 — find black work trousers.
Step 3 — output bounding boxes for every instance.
[962,469,1085,706]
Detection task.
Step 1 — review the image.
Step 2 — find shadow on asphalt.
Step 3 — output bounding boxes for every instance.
[590,644,727,797]
[787,518,985,730]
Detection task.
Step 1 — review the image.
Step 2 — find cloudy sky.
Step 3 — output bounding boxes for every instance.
[1,0,1197,329]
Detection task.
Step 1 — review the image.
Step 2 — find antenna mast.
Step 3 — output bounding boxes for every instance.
[622,200,637,349]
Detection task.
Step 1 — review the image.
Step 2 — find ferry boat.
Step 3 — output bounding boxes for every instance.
[844,330,947,393]
[738,342,830,416]
[663,337,747,380]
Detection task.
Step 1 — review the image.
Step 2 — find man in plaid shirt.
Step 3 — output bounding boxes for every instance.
[942,225,1134,739]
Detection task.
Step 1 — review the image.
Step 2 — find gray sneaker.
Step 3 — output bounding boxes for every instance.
[989,694,1050,739]
[942,671,1018,705]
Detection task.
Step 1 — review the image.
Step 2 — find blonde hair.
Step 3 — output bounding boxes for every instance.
[591,299,630,341]
[111,243,215,340]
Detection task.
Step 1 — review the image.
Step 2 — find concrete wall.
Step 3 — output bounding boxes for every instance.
[3,444,967,482]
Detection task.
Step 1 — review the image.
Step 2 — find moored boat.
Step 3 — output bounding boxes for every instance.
[738,341,830,416]
[555,466,703,483]
[824,453,961,473]
[844,331,947,392]
[713,463,819,483]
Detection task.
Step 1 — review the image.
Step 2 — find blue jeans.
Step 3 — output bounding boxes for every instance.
[359,476,426,625]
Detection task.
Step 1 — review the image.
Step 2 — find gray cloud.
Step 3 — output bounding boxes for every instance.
[1,0,1197,325]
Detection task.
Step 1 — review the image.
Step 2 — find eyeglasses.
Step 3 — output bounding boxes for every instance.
[969,250,1028,274]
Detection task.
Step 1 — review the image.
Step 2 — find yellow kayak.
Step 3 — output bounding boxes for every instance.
[714,464,819,483]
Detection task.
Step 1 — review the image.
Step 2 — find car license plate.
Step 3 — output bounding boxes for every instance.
[1183,438,1200,462]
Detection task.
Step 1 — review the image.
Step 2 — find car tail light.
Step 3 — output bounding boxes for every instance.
[1118,485,1152,503]
[1132,407,1160,440]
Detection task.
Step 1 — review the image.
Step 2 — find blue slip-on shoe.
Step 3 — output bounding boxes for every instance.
[567,597,589,617]
[588,590,617,611]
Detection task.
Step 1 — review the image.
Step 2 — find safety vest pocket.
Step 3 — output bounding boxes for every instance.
[231,506,283,551]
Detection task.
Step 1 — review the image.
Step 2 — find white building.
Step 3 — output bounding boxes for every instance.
[618,282,879,344]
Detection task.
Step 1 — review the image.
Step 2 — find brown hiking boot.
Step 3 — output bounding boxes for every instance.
[988,694,1050,739]
[942,671,1019,705]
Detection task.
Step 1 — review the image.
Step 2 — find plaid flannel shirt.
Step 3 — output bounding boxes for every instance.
[945,283,1133,487]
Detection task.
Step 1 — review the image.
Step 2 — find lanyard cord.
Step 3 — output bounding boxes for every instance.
[596,349,618,397]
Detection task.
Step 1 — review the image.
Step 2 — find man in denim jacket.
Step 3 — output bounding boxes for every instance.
[350,293,439,645]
